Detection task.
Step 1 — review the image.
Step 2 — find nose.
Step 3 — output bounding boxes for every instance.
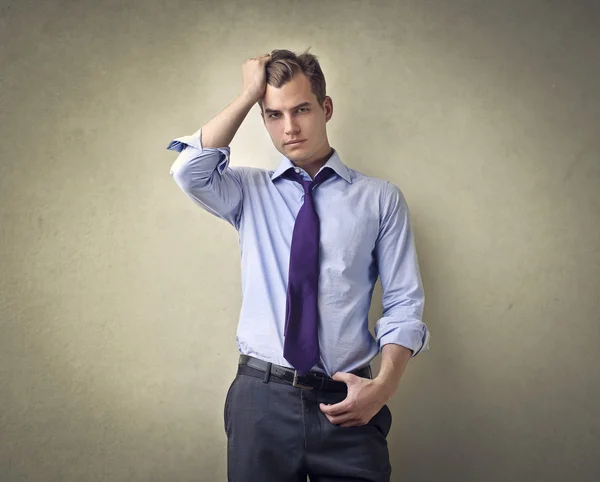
[284,116,300,136]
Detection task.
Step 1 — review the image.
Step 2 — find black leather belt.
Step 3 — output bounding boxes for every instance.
[238,354,372,392]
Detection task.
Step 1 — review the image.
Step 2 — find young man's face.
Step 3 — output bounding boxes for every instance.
[261,72,333,168]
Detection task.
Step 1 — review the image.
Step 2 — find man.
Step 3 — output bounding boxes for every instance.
[167,49,430,482]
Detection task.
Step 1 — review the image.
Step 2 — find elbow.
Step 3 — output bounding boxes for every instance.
[171,164,212,193]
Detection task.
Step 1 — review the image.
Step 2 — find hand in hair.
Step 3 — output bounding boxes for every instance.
[241,54,271,103]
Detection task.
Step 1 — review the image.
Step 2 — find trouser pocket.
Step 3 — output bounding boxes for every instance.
[223,375,239,435]
[370,404,393,438]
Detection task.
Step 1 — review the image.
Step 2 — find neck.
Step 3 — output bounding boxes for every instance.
[299,146,334,179]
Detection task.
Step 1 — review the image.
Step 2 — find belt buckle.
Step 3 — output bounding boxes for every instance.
[292,370,314,390]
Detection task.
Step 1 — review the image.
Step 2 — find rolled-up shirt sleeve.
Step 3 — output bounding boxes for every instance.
[374,182,430,357]
[167,128,244,228]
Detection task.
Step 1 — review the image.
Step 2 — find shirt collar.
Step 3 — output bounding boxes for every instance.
[270,148,352,184]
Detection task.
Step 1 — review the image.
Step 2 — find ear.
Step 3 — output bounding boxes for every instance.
[324,96,333,122]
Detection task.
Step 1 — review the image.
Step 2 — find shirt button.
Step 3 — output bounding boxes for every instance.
[295,168,300,173]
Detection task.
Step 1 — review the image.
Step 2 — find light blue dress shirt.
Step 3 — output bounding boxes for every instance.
[167,129,430,376]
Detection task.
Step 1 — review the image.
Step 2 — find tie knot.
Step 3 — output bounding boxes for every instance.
[284,167,335,193]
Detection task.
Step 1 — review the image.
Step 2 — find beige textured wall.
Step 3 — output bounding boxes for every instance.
[1,0,599,481]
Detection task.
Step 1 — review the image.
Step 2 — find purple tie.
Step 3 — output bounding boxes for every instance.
[283,166,335,375]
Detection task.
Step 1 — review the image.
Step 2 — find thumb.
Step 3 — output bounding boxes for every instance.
[331,372,356,384]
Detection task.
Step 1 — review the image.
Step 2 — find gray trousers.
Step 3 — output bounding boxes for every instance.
[224,364,393,481]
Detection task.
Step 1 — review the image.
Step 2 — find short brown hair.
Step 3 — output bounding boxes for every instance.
[259,47,327,112]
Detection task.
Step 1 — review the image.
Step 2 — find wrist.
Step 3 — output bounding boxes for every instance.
[372,376,398,403]
[239,90,259,106]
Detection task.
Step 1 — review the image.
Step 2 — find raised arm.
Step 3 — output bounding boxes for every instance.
[167,54,271,228]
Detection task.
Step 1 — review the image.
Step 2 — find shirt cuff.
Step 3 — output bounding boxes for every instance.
[166,127,204,152]
[166,128,231,176]
[379,323,430,358]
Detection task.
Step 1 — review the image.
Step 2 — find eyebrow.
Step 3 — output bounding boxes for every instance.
[264,102,312,114]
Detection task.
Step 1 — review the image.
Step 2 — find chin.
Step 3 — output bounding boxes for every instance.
[284,149,305,161]
[290,154,309,165]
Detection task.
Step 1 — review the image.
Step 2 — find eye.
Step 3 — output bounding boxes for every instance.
[268,107,308,119]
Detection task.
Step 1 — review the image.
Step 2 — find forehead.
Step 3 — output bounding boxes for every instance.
[263,72,316,111]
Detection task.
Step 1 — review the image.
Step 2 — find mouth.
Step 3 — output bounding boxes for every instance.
[285,139,306,146]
